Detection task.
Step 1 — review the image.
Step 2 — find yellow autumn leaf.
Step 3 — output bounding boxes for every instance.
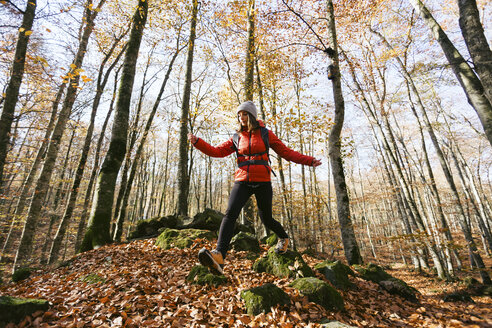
[25,31,33,36]
[19,27,25,33]
[70,63,77,69]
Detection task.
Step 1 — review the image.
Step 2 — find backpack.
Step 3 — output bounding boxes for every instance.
[232,126,276,176]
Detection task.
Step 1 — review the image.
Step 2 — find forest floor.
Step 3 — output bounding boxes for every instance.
[1,238,491,327]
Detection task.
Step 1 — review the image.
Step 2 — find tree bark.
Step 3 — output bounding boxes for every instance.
[326,0,362,265]
[48,36,127,264]
[409,0,492,146]
[13,0,104,270]
[80,0,147,251]
[457,0,492,105]
[113,46,180,241]
[177,0,199,216]
[0,0,37,188]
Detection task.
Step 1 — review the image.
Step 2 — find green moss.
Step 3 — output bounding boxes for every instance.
[78,273,106,284]
[314,260,354,290]
[230,232,261,253]
[183,208,223,231]
[353,263,392,283]
[240,283,290,316]
[0,296,49,324]
[12,267,34,282]
[264,234,278,246]
[155,228,216,250]
[290,277,344,311]
[129,215,181,239]
[252,248,314,279]
[186,265,227,287]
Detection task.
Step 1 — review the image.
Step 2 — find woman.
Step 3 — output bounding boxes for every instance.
[188,101,321,274]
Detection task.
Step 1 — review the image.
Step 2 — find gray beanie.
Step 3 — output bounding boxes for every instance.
[237,101,258,120]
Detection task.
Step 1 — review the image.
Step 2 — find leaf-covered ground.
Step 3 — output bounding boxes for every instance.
[1,238,491,327]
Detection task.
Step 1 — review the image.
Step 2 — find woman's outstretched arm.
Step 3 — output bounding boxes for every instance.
[269,131,322,167]
[188,133,235,158]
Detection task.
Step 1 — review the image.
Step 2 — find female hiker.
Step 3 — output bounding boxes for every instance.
[188,101,322,274]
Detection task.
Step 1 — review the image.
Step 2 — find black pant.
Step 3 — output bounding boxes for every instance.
[216,181,288,258]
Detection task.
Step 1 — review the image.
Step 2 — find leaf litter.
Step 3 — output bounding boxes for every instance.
[1,238,491,327]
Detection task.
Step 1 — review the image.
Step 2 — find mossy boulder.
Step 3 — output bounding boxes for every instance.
[442,291,475,303]
[186,265,227,287]
[315,260,354,290]
[290,277,344,311]
[252,248,314,279]
[230,232,261,253]
[129,215,182,239]
[155,228,216,250]
[0,296,49,324]
[261,234,277,246]
[12,267,35,283]
[180,208,223,231]
[240,283,290,316]
[353,263,419,302]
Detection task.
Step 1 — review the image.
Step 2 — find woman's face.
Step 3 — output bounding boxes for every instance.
[238,111,249,127]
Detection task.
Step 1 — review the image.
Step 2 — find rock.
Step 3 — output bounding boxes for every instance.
[12,267,34,283]
[252,248,314,279]
[129,215,182,239]
[261,234,277,246]
[290,277,344,311]
[320,320,357,327]
[230,232,261,253]
[186,265,227,287]
[180,208,223,231]
[353,263,419,302]
[442,291,475,303]
[240,283,290,316]
[0,295,49,324]
[314,260,354,290]
[155,228,216,250]
[462,276,480,289]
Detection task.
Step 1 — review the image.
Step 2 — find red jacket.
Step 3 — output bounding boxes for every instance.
[193,121,315,182]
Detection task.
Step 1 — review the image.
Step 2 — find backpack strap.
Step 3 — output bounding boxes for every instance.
[232,127,276,177]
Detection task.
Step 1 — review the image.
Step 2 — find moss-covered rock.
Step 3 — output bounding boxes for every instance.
[353,263,419,302]
[155,228,216,250]
[442,291,474,303]
[252,248,314,279]
[129,215,182,239]
[186,265,227,287]
[315,260,354,290]
[0,295,49,324]
[290,277,344,311]
[262,234,277,246]
[230,232,261,253]
[180,208,223,231]
[240,283,290,316]
[12,267,34,283]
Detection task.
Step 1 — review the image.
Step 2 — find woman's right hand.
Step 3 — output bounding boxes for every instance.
[188,133,198,144]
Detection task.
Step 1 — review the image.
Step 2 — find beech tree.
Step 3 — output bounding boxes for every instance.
[80,0,148,251]
[0,0,37,189]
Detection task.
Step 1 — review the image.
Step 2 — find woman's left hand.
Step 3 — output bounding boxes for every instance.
[312,158,322,167]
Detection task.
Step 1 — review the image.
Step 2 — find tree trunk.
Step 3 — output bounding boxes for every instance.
[48,37,127,264]
[325,0,362,265]
[113,46,180,241]
[177,0,199,216]
[13,0,104,270]
[244,0,255,101]
[409,0,492,146]
[457,0,492,105]
[0,83,64,265]
[0,0,37,188]
[80,0,147,252]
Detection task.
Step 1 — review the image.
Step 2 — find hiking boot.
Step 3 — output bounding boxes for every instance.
[275,238,289,254]
[198,248,224,275]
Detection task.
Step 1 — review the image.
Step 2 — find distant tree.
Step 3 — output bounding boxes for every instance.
[177,0,199,216]
[0,0,37,190]
[80,0,148,251]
